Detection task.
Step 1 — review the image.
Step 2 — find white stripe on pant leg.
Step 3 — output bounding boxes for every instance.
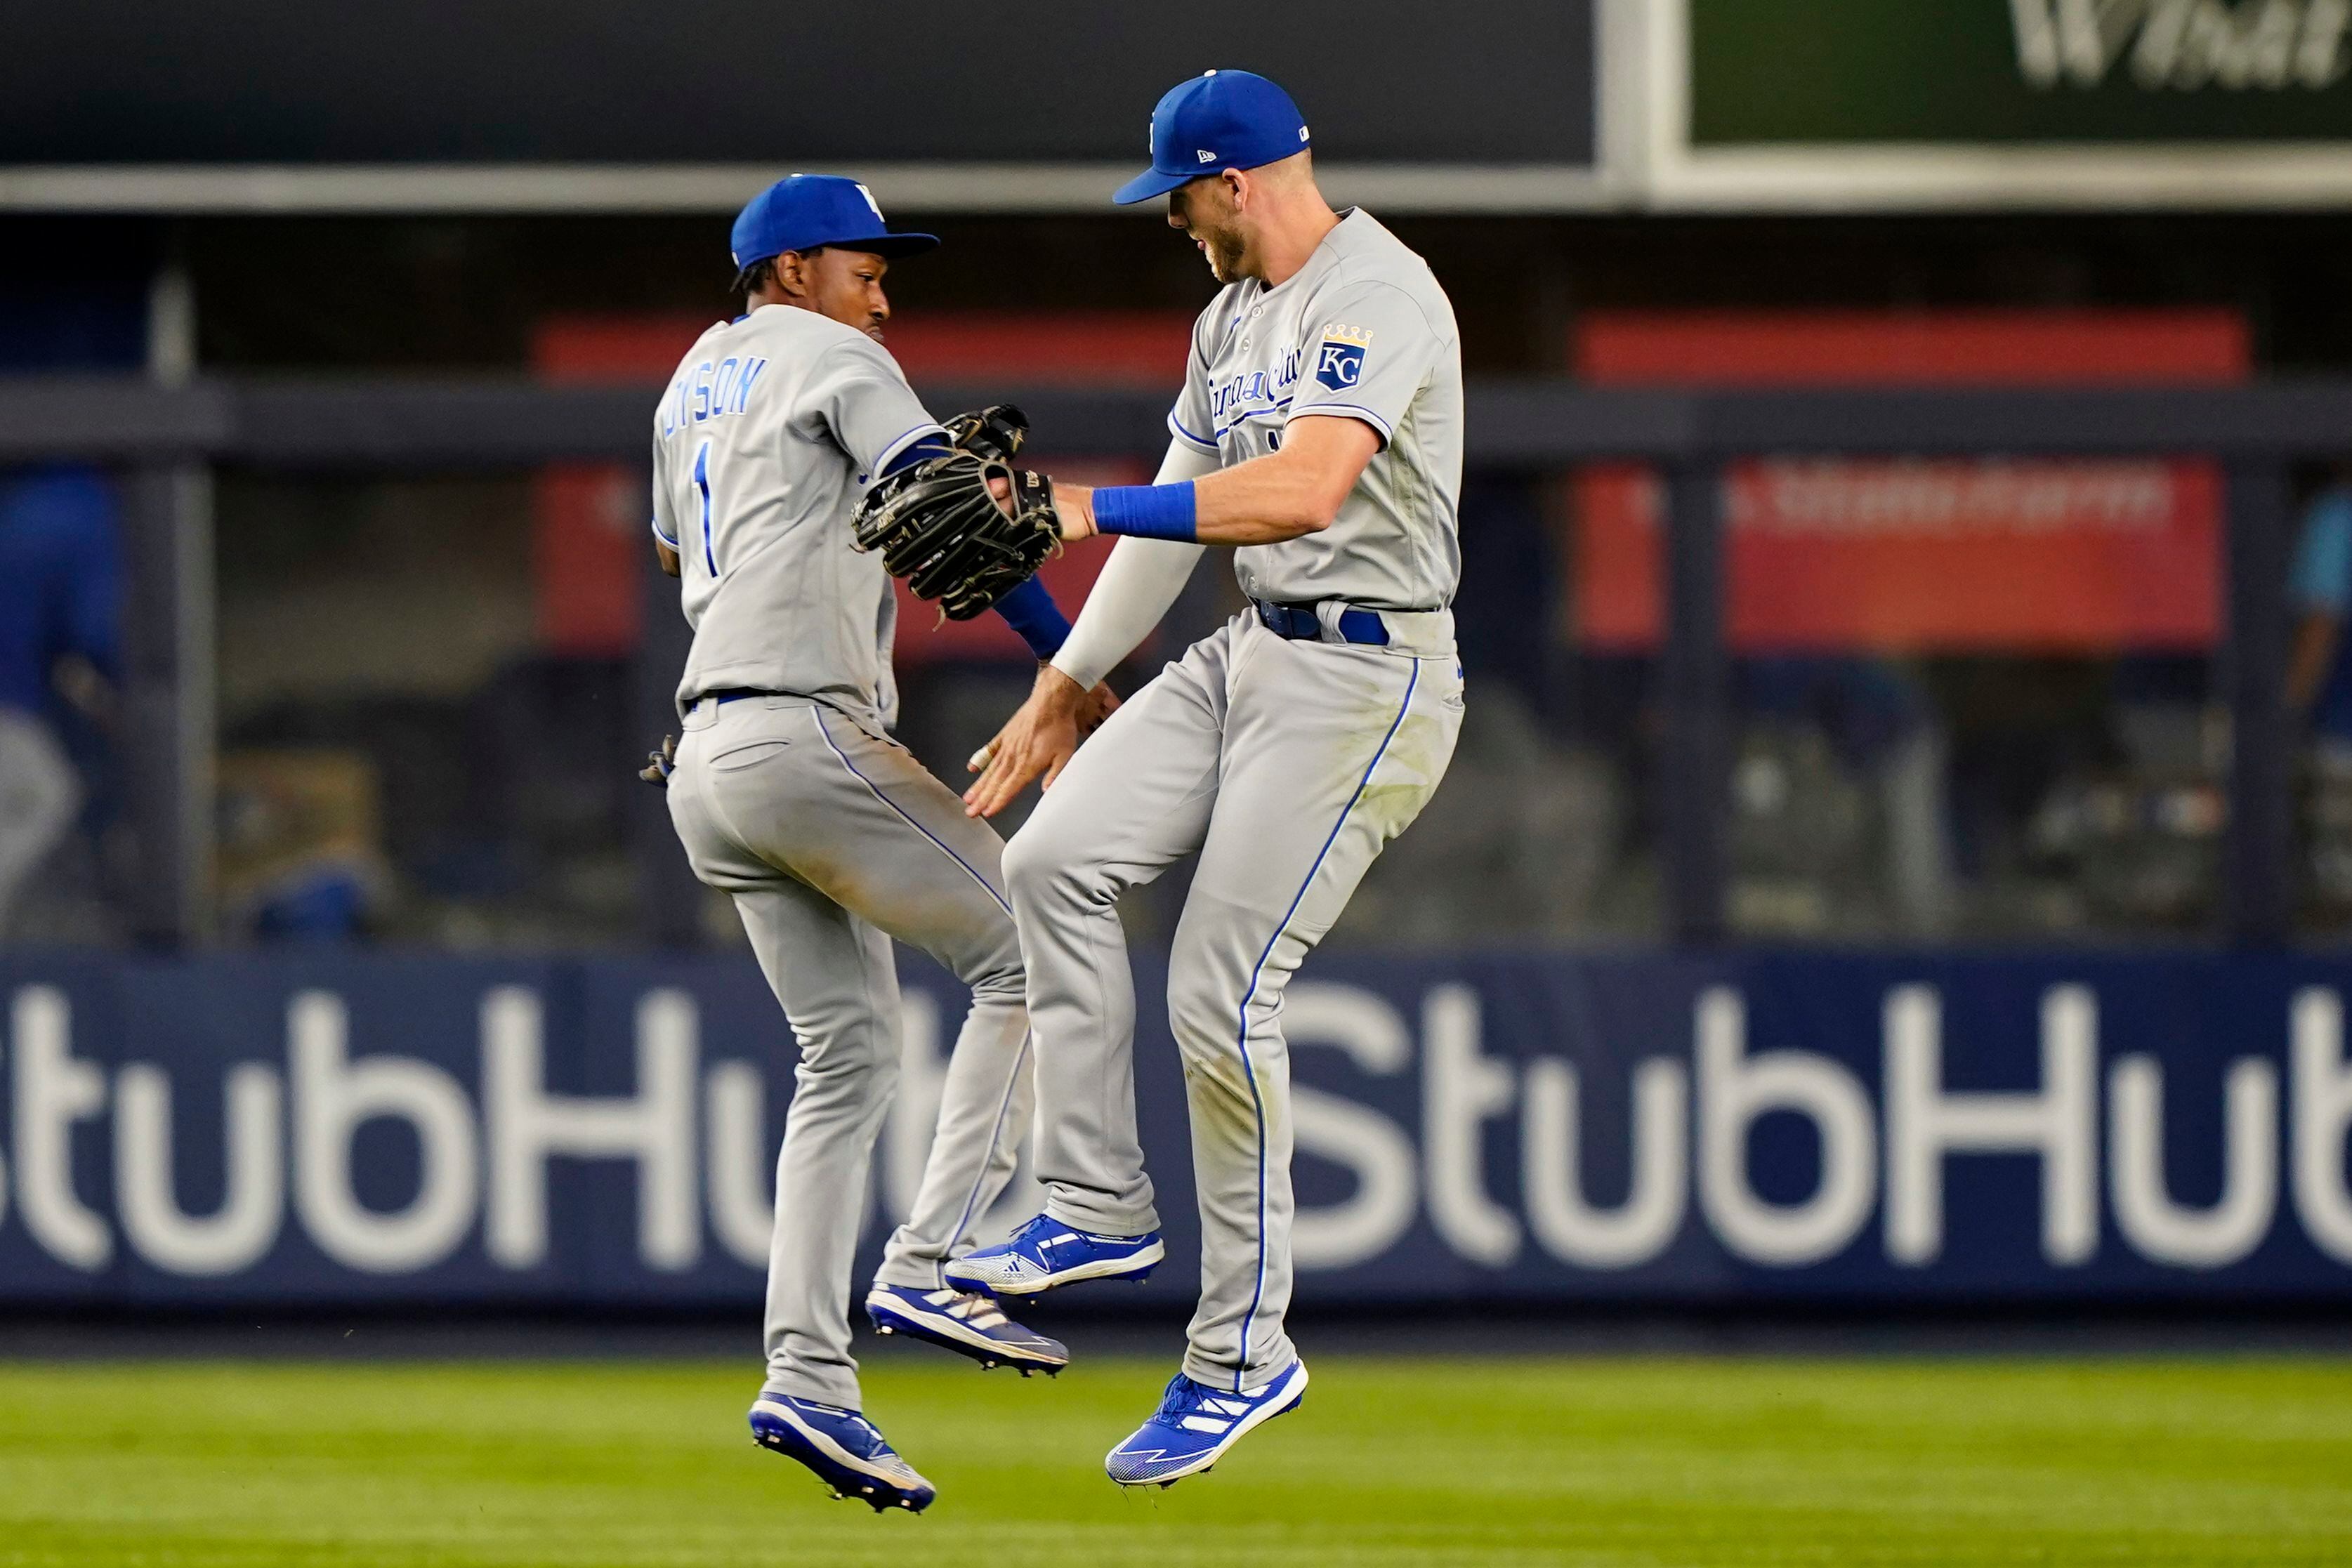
[1224,657,1421,1390]
[815,709,1013,916]
[938,1032,1031,1286]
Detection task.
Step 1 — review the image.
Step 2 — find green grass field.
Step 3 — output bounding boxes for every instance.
[3,1355,2348,1566]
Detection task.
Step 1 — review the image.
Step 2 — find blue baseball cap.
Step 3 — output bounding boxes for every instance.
[1112,70,1312,206]
[730,175,939,273]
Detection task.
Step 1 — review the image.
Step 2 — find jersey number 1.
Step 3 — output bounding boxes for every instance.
[692,438,718,576]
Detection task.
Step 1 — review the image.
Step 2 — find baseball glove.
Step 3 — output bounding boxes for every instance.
[940,403,1028,463]
[858,403,1024,518]
[853,449,1061,620]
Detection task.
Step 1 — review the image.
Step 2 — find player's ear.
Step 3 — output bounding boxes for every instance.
[1221,168,1249,211]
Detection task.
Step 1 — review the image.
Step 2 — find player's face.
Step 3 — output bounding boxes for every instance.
[801,249,893,341]
[1167,180,1247,284]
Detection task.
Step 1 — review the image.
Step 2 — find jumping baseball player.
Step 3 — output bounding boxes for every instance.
[644,174,1111,1514]
[855,71,1465,1489]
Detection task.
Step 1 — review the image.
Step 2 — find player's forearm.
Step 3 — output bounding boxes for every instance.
[1060,452,1336,547]
[1057,416,1374,548]
[1191,452,1346,542]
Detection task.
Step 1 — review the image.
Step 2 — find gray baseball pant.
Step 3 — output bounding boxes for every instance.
[1004,610,1463,1393]
[666,694,1033,1409]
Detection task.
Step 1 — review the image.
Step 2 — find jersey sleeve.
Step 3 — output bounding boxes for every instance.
[649,433,680,549]
[1286,279,1447,449]
[2294,492,2352,614]
[806,331,948,480]
[1167,305,1219,457]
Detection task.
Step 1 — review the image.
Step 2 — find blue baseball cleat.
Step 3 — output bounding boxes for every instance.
[747,1390,936,1513]
[865,1284,1070,1376]
[942,1213,1164,1298]
[1103,1359,1309,1489]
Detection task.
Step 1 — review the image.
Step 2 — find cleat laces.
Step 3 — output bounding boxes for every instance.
[1007,1213,1060,1250]
[1154,1372,1212,1421]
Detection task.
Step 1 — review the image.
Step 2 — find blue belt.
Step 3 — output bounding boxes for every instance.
[1252,598,1391,647]
[703,687,779,706]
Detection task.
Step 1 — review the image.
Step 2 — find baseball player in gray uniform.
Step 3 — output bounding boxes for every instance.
[947,72,1466,1488]
[645,174,1110,1514]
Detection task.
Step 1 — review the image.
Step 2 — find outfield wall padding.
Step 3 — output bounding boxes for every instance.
[3,949,2348,1306]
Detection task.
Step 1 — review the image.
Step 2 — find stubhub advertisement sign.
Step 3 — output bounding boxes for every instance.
[4,950,2351,1305]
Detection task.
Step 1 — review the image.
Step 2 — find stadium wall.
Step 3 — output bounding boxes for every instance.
[3,950,2349,1308]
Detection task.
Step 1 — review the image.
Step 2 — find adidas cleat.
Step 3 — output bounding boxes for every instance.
[942,1213,1164,1298]
[1103,1360,1308,1489]
[866,1284,1070,1376]
[748,1390,936,1513]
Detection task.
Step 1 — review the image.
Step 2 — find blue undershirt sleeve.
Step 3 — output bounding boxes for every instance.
[991,574,1072,660]
[879,435,953,475]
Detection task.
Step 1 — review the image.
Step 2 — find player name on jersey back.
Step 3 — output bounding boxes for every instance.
[659,352,770,435]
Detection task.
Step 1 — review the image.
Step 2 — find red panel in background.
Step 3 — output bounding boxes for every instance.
[1576,310,2249,386]
[532,317,713,657]
[1577,461,2223,654]
[528,310,1193,662]
[534,316,716,383]
[881,312,1193,387]
[530,310,1197,387]
[1570,310,2248,654]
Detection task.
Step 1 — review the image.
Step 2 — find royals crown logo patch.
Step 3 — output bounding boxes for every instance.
[1314,325,1371,391]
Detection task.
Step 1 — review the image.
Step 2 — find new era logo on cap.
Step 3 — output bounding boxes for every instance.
[1115,70,1312,205]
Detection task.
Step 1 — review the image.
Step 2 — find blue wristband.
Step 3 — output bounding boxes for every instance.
[1091,481,1197,543]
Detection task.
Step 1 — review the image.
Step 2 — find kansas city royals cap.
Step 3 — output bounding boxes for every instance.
[730,174,940,273]
[1112,70,1312,206]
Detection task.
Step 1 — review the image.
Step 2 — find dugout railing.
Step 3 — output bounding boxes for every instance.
[6,374,2349,951]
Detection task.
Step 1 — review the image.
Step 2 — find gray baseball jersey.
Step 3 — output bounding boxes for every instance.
[652,306,1034,1409]
[1168,208,1462,611]
[1004,207,1466,1395]
[653,304,945,732]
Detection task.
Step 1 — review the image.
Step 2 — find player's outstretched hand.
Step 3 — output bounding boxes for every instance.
[1079,679,1122,734]
[964,664,1098,818]
[639,733,677,787]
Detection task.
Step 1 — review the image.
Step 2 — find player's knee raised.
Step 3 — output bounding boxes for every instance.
[1001,819,1096,908]
[794,1012,907,1083]
[966,918,1027,1000]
